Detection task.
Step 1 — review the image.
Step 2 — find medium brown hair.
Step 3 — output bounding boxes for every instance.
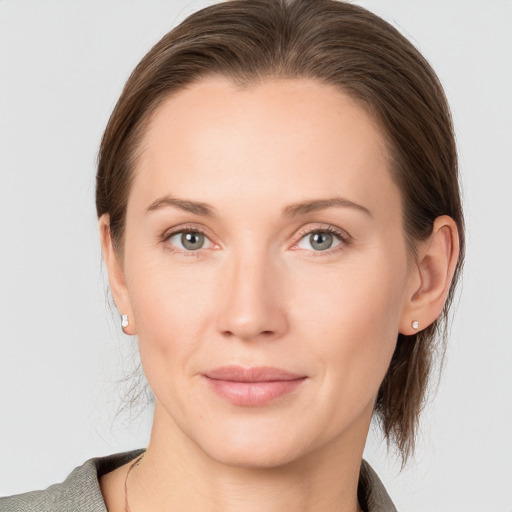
[96,0,464,466]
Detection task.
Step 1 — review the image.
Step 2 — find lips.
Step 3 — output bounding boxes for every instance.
[203,366,307,406]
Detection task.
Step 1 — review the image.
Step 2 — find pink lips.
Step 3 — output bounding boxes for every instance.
[203,366,307,406]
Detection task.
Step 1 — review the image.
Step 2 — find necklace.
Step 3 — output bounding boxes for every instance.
[124,453,145,512]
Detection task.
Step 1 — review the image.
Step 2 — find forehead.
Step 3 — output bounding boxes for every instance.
[131,77,399,220]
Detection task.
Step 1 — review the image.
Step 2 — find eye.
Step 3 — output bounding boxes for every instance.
[166,229,214,252]
[295,228,345,252]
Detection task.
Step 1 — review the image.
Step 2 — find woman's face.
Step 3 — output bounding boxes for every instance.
[112,77,418,467]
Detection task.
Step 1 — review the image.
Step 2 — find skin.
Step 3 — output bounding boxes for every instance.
[99,77,459,512]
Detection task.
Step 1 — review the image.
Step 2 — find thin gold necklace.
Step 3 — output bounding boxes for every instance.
[124,453,145,512]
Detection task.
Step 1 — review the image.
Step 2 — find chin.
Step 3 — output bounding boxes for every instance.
[207,441,304,469]
[194,419,317,469]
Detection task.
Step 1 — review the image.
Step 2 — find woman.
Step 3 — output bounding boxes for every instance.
[0,0,463,510]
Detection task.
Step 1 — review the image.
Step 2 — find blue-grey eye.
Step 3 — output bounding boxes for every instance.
[169,231,206,251]
[296,230,342,251]
[310,232,333,251]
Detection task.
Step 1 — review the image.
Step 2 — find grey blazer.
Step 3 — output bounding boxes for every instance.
[0,450,397,512]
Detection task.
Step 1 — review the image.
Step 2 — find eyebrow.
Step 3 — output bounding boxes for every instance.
[146,195,216,216]
[146,194,371,218]
[283,196,372,217]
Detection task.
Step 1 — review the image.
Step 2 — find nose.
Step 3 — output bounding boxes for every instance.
[216,248,288,342]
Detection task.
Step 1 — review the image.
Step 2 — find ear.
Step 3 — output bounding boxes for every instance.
[399,215,460,335]
[99,214,136,335]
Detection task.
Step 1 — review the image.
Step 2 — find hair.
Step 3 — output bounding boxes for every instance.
[96,0,464,467]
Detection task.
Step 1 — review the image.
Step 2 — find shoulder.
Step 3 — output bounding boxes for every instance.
[359,459,397,512]
[0,450,144,512]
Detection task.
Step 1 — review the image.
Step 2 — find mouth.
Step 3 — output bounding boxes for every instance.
[202,366,307,407]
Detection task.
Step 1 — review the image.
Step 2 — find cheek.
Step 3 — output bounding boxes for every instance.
[291,255,408,399]
[124,252,219,390]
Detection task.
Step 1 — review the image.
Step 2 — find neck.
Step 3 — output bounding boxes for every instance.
[127,402,369,512]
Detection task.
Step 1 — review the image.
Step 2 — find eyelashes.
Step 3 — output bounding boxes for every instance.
[161,224,352,257]
[293,225,350,254]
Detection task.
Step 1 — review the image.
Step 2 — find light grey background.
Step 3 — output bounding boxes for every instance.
[1,1,511,510]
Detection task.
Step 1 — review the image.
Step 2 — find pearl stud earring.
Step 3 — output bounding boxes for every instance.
[121,314,129,330]
[411,320,419,330]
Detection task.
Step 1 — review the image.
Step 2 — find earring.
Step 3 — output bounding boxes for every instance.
[411,320,419,330]
[121,314,129,331]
